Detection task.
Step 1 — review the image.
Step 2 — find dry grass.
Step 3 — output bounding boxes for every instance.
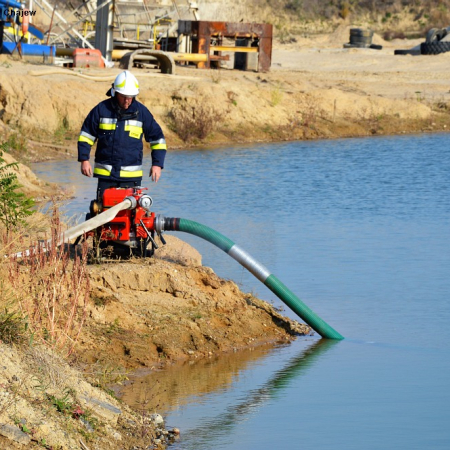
[167,103,222,142]
[2,204,90,357]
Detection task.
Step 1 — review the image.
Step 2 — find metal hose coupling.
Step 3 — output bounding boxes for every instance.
[154,215,180,234]
[124,196,137,210]
[138,194,153,211]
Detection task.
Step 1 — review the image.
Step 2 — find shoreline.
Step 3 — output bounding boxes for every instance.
[17,121,450,168]
[2,26,450,449]
[3,29,450,169]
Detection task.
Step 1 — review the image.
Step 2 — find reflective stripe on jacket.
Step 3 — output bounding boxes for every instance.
[77,98,166,181]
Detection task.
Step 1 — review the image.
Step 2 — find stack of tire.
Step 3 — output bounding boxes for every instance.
[344,28,383,50]
[420,27,450,54]
[394,27,450,55]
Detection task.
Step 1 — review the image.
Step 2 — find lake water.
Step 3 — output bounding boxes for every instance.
[32,133,450,449]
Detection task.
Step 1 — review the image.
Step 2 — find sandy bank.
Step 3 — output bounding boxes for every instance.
[1,25,450,172]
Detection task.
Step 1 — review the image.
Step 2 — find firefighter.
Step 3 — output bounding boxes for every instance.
[78,70,167,200]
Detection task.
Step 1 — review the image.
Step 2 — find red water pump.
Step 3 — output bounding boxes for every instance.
[85,187,164,257]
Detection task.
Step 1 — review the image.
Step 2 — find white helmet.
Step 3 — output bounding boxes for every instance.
[111,70,139,97]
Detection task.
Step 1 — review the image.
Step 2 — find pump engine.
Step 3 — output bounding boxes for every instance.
[83,187,165,258]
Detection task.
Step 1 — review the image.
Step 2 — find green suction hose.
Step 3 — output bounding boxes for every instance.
[157,217,344,340]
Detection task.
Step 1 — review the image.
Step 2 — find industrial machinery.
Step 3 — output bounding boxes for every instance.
[77,186,164,258]
[0,0,45,56]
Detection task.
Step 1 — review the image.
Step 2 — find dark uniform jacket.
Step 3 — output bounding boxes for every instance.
[77,97,166,182]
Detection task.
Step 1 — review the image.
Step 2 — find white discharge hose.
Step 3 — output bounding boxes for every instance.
[11,198,135,258]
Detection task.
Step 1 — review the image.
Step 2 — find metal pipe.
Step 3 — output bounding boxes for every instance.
[171,52,208,62]
[211,46,258,53]
[56,47,209,63]
[111,48,209,62]
[45,3,56,46]
[2,41,56,56]
[55,46,73,57]
[157,216,344,340]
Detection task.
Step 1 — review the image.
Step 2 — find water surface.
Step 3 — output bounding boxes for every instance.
[32,133,450,449]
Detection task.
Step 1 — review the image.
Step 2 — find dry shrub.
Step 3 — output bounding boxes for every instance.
[7,205,89,357]
[340,2,351,19]
[168,103,221,142]
[298,96,323,128]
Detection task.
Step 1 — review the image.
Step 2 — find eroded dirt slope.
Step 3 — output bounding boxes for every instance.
[79,235,310,370]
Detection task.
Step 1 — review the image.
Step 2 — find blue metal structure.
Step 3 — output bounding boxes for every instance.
[0,0,46,56]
